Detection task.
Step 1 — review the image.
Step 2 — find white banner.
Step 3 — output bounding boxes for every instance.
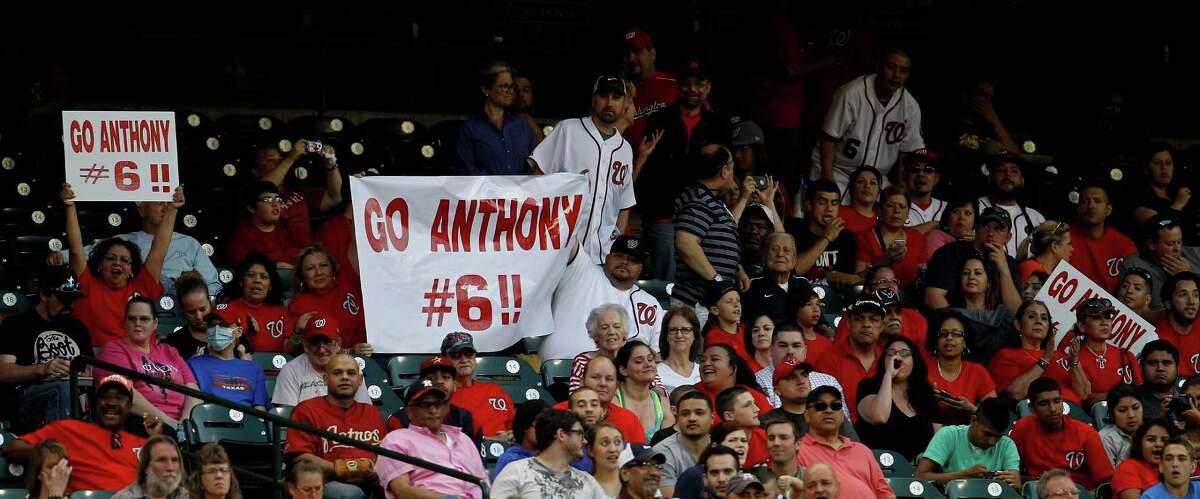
[351,175,588,353]
[62,111,179,202]
[1038,260,1158,355]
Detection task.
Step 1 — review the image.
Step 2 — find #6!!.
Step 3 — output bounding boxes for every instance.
[422,274,524,331]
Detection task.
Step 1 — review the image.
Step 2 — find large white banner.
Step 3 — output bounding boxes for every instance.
[1038,260,1158,355]
[62,111,179,202]
[351,175,588,353]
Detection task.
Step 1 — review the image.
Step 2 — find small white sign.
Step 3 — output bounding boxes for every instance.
[356,357,367,371]
[987,482,1002,496]
[505,360,520,374]
[272,355,287,369]
[229,410,243,422]
[526,388,539,400]
[63,111,179,202]
[1037,260,1158,355]
[908,481,924,495]
[489,443,504,456]
[2,293,16,307]
[368,385,383,399]
[159,296,175,310]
